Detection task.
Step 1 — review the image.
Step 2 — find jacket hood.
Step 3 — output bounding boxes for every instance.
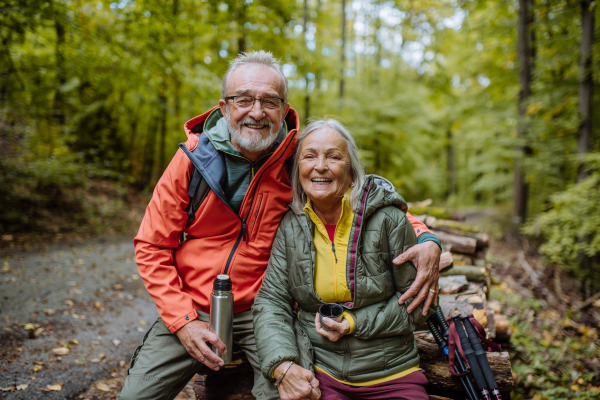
[181,106,299,152]
[359,175,408,220]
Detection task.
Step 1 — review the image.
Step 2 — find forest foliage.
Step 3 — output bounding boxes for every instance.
[1,1,599,283]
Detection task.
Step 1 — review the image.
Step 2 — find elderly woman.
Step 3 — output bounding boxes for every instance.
[252,119,434,400]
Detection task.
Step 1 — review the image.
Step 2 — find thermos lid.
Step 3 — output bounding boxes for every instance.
[213,274,232,291]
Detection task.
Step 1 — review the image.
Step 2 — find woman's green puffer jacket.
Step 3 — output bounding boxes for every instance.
[252,175,434,384]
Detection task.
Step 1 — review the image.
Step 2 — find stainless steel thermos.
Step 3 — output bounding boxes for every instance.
[209,274,233,365]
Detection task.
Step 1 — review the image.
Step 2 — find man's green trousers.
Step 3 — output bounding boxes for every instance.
[118,310,280,400]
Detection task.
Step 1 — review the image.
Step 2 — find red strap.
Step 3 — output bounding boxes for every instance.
[468,314,502,352]
[446,318,470,376]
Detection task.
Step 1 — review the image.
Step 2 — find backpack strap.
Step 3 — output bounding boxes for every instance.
[185,168,210,227]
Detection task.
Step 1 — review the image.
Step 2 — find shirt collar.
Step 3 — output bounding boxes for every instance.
[303,190,352,224]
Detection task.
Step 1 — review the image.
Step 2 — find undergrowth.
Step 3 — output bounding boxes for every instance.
[0,112,147,238]
[489,285,600,399]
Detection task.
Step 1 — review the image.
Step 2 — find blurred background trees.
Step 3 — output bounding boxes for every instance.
[1,0,598,291]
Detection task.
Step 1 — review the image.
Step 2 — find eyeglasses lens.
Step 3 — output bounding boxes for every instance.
[234,96,282,110]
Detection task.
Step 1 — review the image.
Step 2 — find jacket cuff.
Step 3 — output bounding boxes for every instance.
[417,232,442,252]
[341,311,355,334]
[167,310,199,334]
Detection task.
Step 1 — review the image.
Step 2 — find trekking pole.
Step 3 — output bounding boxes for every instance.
[462,315,502,400]
[433,308,479,400]
[427,313,479,400]
[451,315,492,400]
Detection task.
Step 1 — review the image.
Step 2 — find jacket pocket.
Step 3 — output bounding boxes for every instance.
[294,320,314,373]
[249,192,268,243]
[128,318,161,372]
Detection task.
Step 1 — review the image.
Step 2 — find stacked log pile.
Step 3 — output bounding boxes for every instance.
[412,208,514,398]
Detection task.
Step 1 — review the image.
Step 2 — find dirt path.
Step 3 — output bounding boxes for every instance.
[0,235,159,399]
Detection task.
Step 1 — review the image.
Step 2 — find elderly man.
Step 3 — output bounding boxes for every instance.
[119,51,441,400]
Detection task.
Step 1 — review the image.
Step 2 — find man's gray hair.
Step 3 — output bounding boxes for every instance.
[290,119,366,214]
[221,50,288,101]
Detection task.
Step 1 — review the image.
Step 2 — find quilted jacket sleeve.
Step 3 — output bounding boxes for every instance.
[347,210,435,339]
[252,220,299,380]
[134,149,199,334]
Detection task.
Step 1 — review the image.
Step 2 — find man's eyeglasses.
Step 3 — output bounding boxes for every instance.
[224,95,286,111]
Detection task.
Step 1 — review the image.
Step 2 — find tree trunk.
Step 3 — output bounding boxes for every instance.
[432,230,478,255]
[446,125,455,198]
[158,88,168,178]
[373,13,381,87]
[237,5,247,55]
[440,265,489,283]
[577,1,595,297]
[54,15,66,126]
[339,0,346,99]
[578,0,593,182]
[513,0,533,228]
[304,0,310,122]
[140,118,157,189]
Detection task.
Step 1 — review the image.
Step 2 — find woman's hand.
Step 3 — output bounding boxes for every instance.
[314,313,350,342]
[275,362,321,400]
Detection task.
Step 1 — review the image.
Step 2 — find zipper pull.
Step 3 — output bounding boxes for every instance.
[242,219,247,241]
[331,243,338,263]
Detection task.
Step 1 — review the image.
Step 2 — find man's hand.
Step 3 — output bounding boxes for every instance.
[175,320,226,371]
[275,363,320,400]
[394,241,441,316]
[314,313,350,342]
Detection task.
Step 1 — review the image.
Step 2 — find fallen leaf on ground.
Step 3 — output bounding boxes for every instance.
[0,387,13,392]
[52,347,70,355]
[112,339,121,347]
[96,382,111,392]
[69,339,79,345]
[46,383,63,391]
[16,384,28,390]
[91,353,106,362]
[76,359,86,365]
[139,320,146,325]
[113,284,123,290]
[33,365,42,372]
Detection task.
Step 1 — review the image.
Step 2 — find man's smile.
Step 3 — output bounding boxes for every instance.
[239,117,272,133]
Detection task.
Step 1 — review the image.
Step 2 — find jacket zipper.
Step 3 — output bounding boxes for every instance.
[331,243,338,263]
[342,337,351,381]
[251,196,263,237]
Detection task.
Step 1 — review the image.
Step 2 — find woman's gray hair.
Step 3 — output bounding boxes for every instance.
[221,50,288,101]
[290,118,366,214]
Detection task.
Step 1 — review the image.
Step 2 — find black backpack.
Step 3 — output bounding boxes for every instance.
[185,169,210,227]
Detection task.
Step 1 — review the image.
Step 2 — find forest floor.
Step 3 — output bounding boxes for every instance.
[0,233,199,400]
[471,210,600,399]
[0,210,599,399]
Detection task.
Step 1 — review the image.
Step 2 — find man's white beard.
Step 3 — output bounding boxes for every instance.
[226,106,280,153]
